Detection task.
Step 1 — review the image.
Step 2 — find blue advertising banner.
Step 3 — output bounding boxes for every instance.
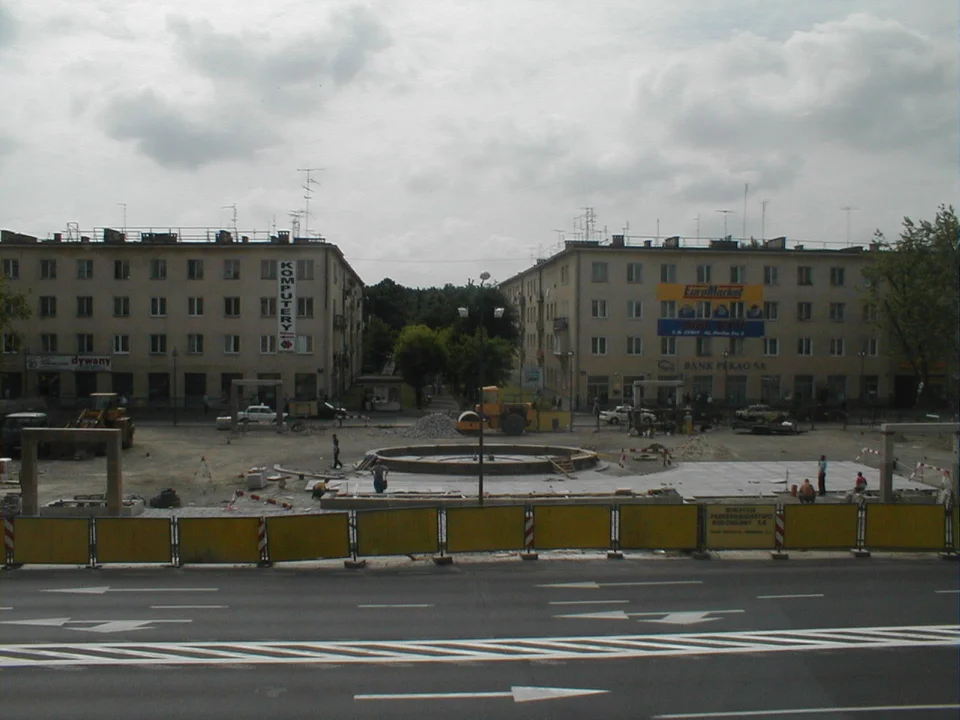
[657,319,765,338]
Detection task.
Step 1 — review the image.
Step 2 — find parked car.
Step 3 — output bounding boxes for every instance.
[735,404,786,424]
[316,401,349,420]
[599,405,656,425]
[237,405,287,423]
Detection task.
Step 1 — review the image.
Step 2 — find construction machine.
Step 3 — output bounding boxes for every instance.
[69,393,136,450]
[456,386,535,436]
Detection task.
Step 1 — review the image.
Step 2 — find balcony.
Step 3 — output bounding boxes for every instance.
[553,317,569,332]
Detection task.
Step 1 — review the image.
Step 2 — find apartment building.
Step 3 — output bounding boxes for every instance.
[0,227,363,409]
[500,235,893,410]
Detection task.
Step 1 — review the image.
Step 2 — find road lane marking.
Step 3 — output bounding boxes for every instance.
[150,606,228,610]
[44,587,218,595]
[355,686,609,703]
[0,607,11,611]
[1,624,954,668]
[539,581,703,589]
[358,604,434,609]
[757,594,824,600]
[548,600,630,606]
[935,590,959,594]
[0,618,192,633]
[654,703,960,718]
[556,610,745,625]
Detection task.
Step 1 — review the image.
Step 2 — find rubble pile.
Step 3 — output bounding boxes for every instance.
[672,435,736,462]
[400,413,461,439]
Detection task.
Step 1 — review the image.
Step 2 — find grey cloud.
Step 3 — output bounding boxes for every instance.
[102,90,279,170]
[0,133,17,159]
[0,1,18,49]
[166,4,391,110]
[675,151,803,204]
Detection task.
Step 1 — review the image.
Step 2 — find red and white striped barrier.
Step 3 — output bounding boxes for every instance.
[232,490,294,510]
[3,517,13,562]
[257,517,267,558]
[856,447,881,462]
[524,512,534,553]
[775,508,785,551]
[910,463,953,484]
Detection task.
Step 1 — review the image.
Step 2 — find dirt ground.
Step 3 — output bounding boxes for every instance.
[3,416,956,510]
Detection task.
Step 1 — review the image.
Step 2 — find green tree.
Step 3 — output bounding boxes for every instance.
[0,276,31,343]
[364,278,411,332]
[863,205,960,407]
[443,328,516,406]
[361,316,397,374]
[393,325,448,408]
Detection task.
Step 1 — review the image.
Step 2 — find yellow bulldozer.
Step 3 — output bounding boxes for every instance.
[456,386,535,436]
[69,392,136,450]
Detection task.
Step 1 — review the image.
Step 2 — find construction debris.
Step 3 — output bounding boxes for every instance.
[400,413,460,439]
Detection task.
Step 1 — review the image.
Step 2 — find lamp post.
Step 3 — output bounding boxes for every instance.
[458,272,504,507]
[172,347,178,426]
[722,349,730,423]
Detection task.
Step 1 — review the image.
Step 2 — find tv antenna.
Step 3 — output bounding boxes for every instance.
[841,206,857,244]
[760,200,770,240]
[289,210,302,239]
[222,204,239,239]
[715,209,736,239]
[117,203,127,235]
[297,167,324,238]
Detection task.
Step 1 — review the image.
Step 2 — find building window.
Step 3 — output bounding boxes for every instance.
[187,259,204,280]
[660,337,676,355]
[114,296,130,317]
[150,297,167,317]
[224,335,241,354]
[150,334,167,355]
[660,300,676,319]
[696,301,712,319]
[729,301,745,319]
[660,264,677,283]
[76,334,94,353]
[591,336,607,355]
[763,301,779,321]
[261,259,277,280]
[149,259,167,280]
[40,259,57,279]
[2,334,20,354]
[113,334,129,354]
[829,338,844,357]
[729,265,745,283]
[829,302,845,322]
[797,266,813,286]
[591,299,608,319]
[696,264,712,283]
[626,263,643,283]
[696,337,712,357]
[763,338,779,356]
[41,333,57,353]
[763,265,778,285]
[77,259,93,280]
[862,337,879,356]
[114,260,130,280]
[727,337,745,356]
[188,297,204,317]
[224,297,241,318]
[296,335,314,354]
[797,302,812,321]
[76,296,93,318]
[560,265,569,285]
[797,337,813,356]
[830,267,845,287]
[223,259,241,280]
[760,375,781,404]
[626,300,643,320]
[2,259,19,279]
[297,297,314,318]
[261,297,277,317]
[626,337,643,355]
[862,303,878,322]
[296,259,314,280]
[591,262,608,283]
[260,335,277,354]
[188,334,204,354]
[39,296,57,318]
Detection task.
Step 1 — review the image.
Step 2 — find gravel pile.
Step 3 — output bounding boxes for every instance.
[400,413,461,439]
[673,435,736,461]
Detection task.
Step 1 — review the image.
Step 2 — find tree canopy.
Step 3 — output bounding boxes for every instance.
[392,324,448,408]
[0,277,31,345]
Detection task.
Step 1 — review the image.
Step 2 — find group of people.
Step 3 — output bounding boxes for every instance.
[798,455,869,503]
[330,433,389,494]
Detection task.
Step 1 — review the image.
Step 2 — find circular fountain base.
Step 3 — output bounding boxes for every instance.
[368,443,599,475]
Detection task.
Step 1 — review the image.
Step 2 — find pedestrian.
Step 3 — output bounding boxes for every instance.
[371,459,388,494]
[202,395,210,416]
[332,434,343,469]
[619,449,627,468]
[854,472,867,493]
[593,397,601,432]
[799,478,816,503]
[817,454,827,496]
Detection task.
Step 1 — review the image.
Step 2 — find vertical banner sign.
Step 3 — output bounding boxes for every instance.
[278,260,297,352]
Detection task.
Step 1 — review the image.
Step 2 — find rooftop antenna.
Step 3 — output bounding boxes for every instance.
[715,209,735,239]
[117,203,127,235]
[760,200,770,240]
[289,210,302,239]
[271,215,277,236]
[742,183,749,240]
[581,206,596,242]
[222,204,238,239]
[841,206,857,244]
[656,218,660,240]
[694,214,700,239]
[297,167,324,238]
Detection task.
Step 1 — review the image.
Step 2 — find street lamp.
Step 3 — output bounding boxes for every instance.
[172,347,179,426]
[722,349,730,423]
[458,272,504,506]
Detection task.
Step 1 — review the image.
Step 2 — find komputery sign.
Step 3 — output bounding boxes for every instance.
[278,260,297,352]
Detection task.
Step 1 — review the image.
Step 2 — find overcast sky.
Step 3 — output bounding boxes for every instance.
[0,1,956,288]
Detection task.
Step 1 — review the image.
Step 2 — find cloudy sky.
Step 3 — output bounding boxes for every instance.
[0,1,956,287]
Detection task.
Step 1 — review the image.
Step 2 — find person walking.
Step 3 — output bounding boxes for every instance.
[332,434,343,469]
[593,397,601,432]
[371,459,388,494]
[817,454,827,496]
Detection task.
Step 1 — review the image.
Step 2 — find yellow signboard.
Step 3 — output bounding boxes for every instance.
[656,283,765,304]
[705,505,776,549]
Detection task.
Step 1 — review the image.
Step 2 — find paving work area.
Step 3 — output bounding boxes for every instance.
[1,413,955,516]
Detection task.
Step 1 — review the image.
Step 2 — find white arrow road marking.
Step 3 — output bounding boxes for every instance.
[935,589,960,594]
[0,618,192,633]
[358,604,434,609]
[0,617,72,627]
[556,610,745,625]
[654,703,960,718]
[549,600,631,606]
[757,594,824,600]
[539,581,702,589]
[0,607,12,611]
[150,606,228,610]
[44,587,217,595]
[355,686,609,703]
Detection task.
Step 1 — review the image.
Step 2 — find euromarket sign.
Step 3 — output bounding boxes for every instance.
[656,283,765,338]
[26,355,113,372]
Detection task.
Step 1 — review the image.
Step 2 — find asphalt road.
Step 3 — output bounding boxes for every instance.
[1,560,958,719]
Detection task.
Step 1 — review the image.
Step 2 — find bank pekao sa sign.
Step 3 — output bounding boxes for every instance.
[277,260,297,352]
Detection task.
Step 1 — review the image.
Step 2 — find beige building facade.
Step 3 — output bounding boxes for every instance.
[0,227,363,409]
[501,235,894,411]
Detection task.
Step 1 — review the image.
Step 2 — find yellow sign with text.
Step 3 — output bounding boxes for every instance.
[705,505,776,549]
[657,283,764,304]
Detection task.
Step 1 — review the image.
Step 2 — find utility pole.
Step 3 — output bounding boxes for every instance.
[760,200,770,240]
[297,168,324,238]
[694,214,701,239]
[715,209,735,239]
[841,206,857,245]
[742,183,748,240]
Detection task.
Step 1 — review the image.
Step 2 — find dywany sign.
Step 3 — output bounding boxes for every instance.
[277,260,297,352]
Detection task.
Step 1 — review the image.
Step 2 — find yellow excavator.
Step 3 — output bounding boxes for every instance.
[70,392,136,449]
[456,386,535,436]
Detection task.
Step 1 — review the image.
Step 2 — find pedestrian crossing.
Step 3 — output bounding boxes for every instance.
[0,625,956,668]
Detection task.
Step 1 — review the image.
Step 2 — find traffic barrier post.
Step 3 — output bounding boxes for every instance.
[864,504,946,551]
[356,507,439,557]
[783,505,859,550]
[11,517,92,566]
[3,516,14,567]
[177,517,261,565]
[445,506,525,554]
[618,505,698,551]
[94,517,174,565]
[522,506,538,560]
[265,514,350,563]
[532,505,611,550]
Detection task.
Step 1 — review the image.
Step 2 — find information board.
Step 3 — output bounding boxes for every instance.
[705,505,776,549]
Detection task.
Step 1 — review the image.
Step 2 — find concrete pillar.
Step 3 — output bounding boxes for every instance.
[880,426,895,502]
[106,432,123,516]
[20,431,38,516]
